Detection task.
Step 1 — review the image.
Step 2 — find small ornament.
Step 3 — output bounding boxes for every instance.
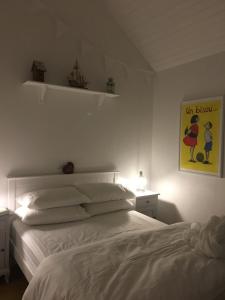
[106,77,115,94]
[67,59,88,89]
[31,60,46,82]
[62,162,74,174]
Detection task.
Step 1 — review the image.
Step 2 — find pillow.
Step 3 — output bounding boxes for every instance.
[17,186,90,210]
[83,199,135,216]
[75,183,135,203]
[15,205,90,225]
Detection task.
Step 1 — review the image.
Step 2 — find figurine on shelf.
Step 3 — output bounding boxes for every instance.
[67,59,88,89]
[106,77,115,94]
[62,162,74,174]
[31,60,46,82]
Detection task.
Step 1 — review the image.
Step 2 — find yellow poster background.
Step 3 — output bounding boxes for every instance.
[180,98,223,175]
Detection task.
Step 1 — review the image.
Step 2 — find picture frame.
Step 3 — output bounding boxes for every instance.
[179,96,224,177]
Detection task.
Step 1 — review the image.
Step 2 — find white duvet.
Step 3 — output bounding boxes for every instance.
[23,219,225,300]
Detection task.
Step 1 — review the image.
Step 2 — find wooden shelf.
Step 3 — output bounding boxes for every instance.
[23,81,119,103]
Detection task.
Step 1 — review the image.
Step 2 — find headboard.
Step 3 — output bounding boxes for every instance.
[8,171,119,211]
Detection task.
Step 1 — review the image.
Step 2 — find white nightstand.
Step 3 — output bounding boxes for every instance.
[0,208,10,282]
[135,190,159,218]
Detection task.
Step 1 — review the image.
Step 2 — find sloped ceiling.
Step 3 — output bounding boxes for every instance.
[104,0,225,71]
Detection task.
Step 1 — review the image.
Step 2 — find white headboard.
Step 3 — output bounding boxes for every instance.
[8,171,119,211]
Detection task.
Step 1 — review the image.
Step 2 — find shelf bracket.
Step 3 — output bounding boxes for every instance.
[39,85,48,104]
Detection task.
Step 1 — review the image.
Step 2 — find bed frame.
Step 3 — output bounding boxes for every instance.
[8,171,119,282]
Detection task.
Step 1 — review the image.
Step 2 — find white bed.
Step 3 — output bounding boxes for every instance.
[8,172,225,300]
[9,171,164,280]
[11,210,165,280]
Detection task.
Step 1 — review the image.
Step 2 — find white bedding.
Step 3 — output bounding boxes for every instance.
[12,210,165,274]
[23,221,225,300]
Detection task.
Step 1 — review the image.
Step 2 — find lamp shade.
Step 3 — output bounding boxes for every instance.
[136,171,147,191]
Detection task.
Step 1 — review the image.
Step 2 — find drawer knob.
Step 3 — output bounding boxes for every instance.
[146,200,150,204]
[1,248,5,252]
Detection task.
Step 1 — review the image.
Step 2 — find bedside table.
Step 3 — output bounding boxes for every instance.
[135,190,159,218]
[0,209,10,282]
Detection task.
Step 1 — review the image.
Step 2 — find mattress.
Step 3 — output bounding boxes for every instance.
[11,210,165,276]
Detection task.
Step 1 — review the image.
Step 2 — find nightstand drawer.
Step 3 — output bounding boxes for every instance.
[0,249,6,268]
[0,221,6,269]
[136,196,157,210]
[0,221,6,244]
[0,211,9,281]
[0,220,6,229]
[135,191,159,219]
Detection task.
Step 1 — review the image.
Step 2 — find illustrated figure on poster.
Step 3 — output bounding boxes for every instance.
[203,121,213,164]
[183,114,199,162]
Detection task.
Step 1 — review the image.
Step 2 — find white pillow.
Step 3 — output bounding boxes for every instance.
[15,205,90,225]
[75,183,135,203]
[83,199,135,216]
[17,186,90,210]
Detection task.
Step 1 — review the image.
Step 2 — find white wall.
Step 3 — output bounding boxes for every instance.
[0,0,154,206]
[151,51,225,224]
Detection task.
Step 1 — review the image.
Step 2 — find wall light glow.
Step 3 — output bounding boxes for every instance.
[157,179,176,199]
[0,196,7,209]
[117,173,148,192]
[117,176,133,189]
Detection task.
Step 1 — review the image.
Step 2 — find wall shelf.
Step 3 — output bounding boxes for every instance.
[23,81,119,103]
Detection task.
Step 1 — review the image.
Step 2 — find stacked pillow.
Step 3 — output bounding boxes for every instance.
[82,199,135,217]
[15,183,136,225]
[15,186,90,225]
[75,183,135,216]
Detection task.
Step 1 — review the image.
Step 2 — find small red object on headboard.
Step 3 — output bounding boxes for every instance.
[62,162,74,174]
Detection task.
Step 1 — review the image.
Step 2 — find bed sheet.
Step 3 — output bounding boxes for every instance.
[11,210,165,274]
[23,221,225,300]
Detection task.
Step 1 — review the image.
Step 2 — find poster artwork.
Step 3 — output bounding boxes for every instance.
[180,97,223,176]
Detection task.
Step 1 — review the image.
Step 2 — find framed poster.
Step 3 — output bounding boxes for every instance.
[179,96,224,176]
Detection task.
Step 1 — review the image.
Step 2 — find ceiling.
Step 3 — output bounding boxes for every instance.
[104,0,225,71]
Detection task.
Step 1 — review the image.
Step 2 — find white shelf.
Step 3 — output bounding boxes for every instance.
[23,81,119,103]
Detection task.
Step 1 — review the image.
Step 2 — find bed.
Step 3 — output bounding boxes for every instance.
[8,172,225,300]
[11,210,165,281]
